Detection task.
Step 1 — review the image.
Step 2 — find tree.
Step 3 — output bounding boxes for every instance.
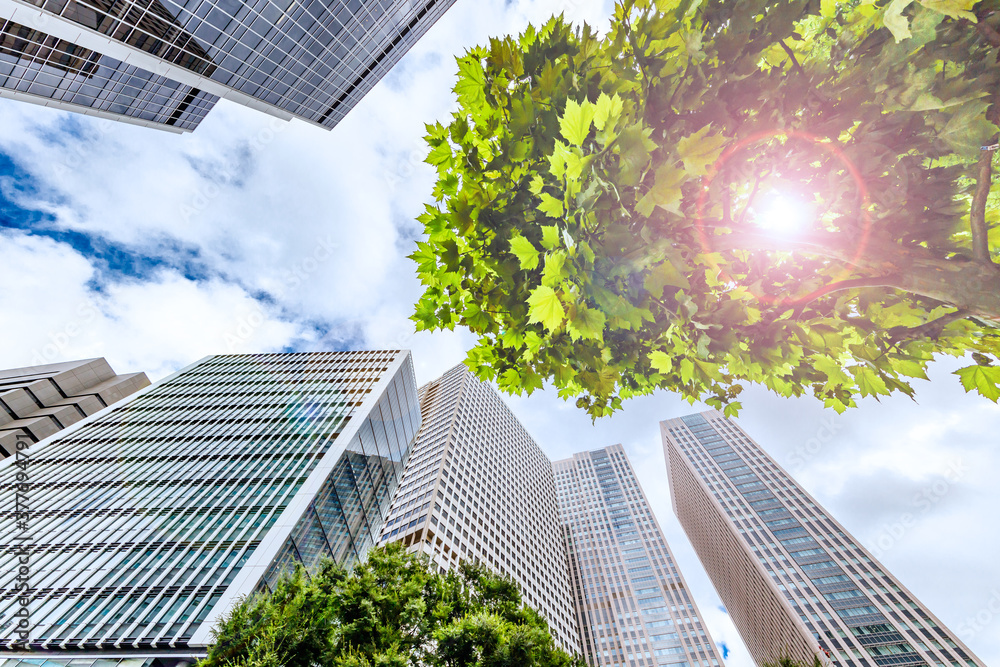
[410,0,1000,418]
[200,543,582,667]
[764,658,825,667]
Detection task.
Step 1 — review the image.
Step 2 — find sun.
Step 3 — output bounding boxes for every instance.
[754,191,811,233]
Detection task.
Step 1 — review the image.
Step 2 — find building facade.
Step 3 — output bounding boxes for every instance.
[0,357,149,460]
[661,410,986,667]
[554,445,726,667]
[0,0,456,131]
[378,364,581,654]
[0,350,420,663]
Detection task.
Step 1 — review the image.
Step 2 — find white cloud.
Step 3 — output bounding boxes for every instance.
[0,231,304,380]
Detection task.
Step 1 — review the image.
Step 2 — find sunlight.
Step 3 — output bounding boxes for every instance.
[754,192,810,233]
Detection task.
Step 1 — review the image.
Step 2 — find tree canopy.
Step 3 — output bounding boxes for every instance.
[410,0,1000,418]
[200,543,581,667]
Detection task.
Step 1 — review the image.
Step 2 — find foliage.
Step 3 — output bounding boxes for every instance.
[200,543,581,667]
[410,0,1000,418]
[763,658,825,667]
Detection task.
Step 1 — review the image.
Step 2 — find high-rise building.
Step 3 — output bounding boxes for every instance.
[0,0,456,131]
[0,357,149,460]
[554,445,726,667]
[377,364,581,654]
[0,350,420,663]
[661,410,986,667]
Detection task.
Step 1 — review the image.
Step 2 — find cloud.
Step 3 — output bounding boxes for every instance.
[0,230,305,379]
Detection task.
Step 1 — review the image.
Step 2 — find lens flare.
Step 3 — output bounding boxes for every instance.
[755,192,809,233]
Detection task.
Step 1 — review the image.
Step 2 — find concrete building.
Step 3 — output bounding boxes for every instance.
[0,357,148,459]
[661,410,986,667]
[0,0,456,131]
[0,350,420,664]
[378,364,581,654]
[554,445,726,667]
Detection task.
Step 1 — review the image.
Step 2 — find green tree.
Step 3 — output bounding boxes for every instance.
[764,658,825,667]
[410,0,1000,418]
[200,543,582,667]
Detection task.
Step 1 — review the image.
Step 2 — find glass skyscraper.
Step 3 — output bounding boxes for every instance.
[0,0,456,131]
[377,364,582,654]
[553,445,725,667]
[0,350,419,663]
[661,410,986,667]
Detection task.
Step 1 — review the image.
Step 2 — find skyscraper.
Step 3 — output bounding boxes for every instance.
[0,350,420,662]
[377,364,581,654]
[0,357,149,460]
[0,0,456,131]
[554,445,726,667]
[661,410,985,667]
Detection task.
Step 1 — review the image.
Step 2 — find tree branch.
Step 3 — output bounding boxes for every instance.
[788,275,905,308]
[888,309,970,344]
[737,177,763,227]
[779,40,805,75]
[970,141,994,264]
[704,226,1000,320]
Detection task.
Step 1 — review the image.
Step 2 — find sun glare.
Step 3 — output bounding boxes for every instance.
[755,192,809,233]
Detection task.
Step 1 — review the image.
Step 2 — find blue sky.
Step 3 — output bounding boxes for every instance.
[0,1,997,665]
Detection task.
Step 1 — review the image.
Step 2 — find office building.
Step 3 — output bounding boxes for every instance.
[377,364,581,653]
[0,350,420,662]
[554,445,726,667]
[0,0,456,131]
[661,410,986,667]
[0,357,149,460]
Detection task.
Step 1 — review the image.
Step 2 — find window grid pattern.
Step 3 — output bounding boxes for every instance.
[377,364,581,654]
[0,350,417,653]
[553,445,725,667]
[18,0,457,128]
[661,410,986,667]
[0,18,216,129]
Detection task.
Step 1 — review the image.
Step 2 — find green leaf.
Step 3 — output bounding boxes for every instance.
[548,141,572,179]
[569,305,607,342]
[918,0,977,21]
[894,358,929,380]
[538,193,565,218]
[541,225,561,250]
[541,250,568,286]
[956,365,1000,401]
[814,357,852,391]
[559,98,597,146]
[636,165,686,217]
[426,141,452,166]
[454,55,486,107]
[649,351,673,373]
[509,235,539,270]
[527,285,566,331]
[593,92,624,131]
[644,257,691,294]
[679,358,695,385]
[850,366,890,397]
[675,125,727,176]
[937,100,998,155]
[883,0,914,42]
[525,331,543,357]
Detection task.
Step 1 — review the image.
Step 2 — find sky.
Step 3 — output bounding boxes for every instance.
[0,0,997,665]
